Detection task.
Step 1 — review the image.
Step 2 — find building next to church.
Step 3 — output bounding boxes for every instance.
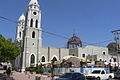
[14,0,117,71]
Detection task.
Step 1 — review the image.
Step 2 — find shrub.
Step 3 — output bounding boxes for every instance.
[25,67,36,73]
[48,69,51,73]
[6,67,11,76]
[12,67,16,71]
[36,68,44,74]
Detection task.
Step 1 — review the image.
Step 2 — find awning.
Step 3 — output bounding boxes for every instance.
[63,56,91,62]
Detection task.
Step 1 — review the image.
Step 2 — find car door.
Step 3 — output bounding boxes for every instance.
[72,73,85,80]
[72,73,79,80]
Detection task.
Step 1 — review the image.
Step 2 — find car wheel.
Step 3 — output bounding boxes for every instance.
[108,76,112,80]
[96,77,100,80]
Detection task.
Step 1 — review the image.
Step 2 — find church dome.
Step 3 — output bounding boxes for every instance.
[67,34,82,48]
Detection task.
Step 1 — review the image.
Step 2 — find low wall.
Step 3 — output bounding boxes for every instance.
[44,68,109,75]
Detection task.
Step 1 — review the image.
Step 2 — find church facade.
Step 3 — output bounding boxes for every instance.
[15,0,115,71]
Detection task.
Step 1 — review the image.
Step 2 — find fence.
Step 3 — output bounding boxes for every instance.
[44,67,109,75]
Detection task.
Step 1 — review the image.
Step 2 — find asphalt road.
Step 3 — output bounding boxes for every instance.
[87,79,120,80]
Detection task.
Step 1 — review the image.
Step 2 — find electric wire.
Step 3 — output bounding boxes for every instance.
[0,15,114,46]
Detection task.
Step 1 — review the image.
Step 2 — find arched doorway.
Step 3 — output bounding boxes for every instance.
[30,54,35,66]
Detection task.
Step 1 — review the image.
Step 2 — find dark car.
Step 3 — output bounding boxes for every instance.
[114,69,120,79]
[55,72,86,80]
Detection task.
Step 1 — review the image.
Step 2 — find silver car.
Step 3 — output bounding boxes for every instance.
[114,69,120,79]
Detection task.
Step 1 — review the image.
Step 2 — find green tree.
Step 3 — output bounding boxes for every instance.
[0,34,20,62]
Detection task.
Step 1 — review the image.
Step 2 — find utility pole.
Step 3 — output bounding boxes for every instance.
[112,30,120,68]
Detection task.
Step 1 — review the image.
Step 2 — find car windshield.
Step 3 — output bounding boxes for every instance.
[60,73,73,78]
[116,69,120,72]
[92,70,101,74]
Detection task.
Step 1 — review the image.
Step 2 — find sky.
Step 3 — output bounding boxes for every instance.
[0,0,120,48]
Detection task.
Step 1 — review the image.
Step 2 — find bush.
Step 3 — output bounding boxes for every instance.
[36,68,44,74]
[6,67,11,76]
[48,69,51,73]
[25,67,36,73]
[12,67,16,71]
[26,67,30,71]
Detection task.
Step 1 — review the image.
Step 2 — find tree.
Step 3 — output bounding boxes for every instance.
[0,34,20,62]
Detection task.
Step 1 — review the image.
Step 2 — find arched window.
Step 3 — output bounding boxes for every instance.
[103,52,105,55]
[30,19,33,27]
[35,20,38,28]
[82,54,85,58]
[31,54,35,64]
[19,32,21,38]
[52,57,57,62]
[41,56,45,62]
[32,31,35,38]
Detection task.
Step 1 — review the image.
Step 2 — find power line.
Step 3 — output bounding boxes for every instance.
[0,16,17,23]
[0,15,113,46]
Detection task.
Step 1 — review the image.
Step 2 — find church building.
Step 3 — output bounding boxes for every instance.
[15,0,114,71]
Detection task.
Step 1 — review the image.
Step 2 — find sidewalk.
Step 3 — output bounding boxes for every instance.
[0,70,57,80]
[11,71,54,80]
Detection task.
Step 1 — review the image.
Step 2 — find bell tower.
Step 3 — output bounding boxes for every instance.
[21,0,42,71]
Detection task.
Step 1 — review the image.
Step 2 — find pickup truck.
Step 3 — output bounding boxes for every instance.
[86,69,114,80]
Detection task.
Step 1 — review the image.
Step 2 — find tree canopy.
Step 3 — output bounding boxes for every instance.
[0,34,20,62]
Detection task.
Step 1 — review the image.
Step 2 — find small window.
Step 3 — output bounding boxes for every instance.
[32,42,34,45]
[32,31,35,38]
[103,52,105,55]
[110,59,112,62]
[113,58,117,62]
[19,32,21,38]
[42,56,45,62]
[35,20,38,28]
[30,19,33,27]
[100,59,102,61]
[82,54,85,58]
[31,54,35,64]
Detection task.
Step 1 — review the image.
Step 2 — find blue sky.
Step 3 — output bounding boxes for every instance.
[0,0,120,48]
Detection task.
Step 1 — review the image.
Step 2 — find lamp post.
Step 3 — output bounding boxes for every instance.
[112,30,120,68]
[51,60,55,80]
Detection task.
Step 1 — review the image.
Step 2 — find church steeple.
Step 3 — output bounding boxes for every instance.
[29,0,39,7]
[18,13,25,21]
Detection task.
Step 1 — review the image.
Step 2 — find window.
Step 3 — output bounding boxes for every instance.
[30,19,33,27]
[113,58,117,62]
[32,31,35,38]
[82,54,85,58]
[42,56,45,62]
[101,71,105,74]
[32,42,34,45]
[19,32,21,38]
[35,20,38,28]
[103,52,105,55]
[110,59,112,62]
[52,57,57,62]
[100,59,102,61]
[31,54,35,64]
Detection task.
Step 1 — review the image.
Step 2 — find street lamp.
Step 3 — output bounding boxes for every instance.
[112,30,120,68]
[51,59,55,80]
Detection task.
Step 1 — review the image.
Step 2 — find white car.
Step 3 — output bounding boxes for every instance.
[86,69,114,80]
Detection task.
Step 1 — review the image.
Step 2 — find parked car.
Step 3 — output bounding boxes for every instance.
[86,69,114,80]
[114,69,120,79]
[55,72,86,80]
